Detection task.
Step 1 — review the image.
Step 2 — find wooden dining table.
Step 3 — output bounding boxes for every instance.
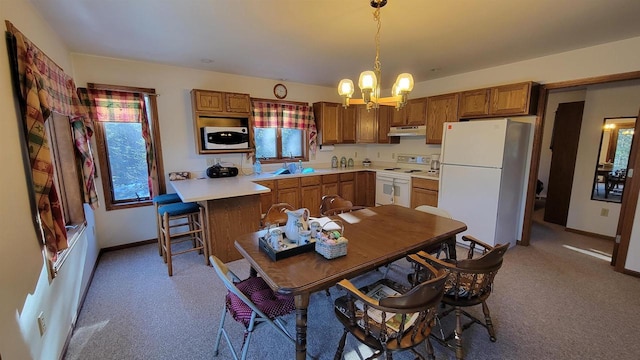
[234,204,467,360]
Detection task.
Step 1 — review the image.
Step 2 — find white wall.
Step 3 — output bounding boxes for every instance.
[566,81,640,237]
[1,1,99,359]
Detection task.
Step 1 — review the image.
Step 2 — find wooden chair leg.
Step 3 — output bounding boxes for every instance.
[164,213,173,276]
[482,301,497,342]
[454,307,464,360]
[425,338,435,360]
[334,328,348,360]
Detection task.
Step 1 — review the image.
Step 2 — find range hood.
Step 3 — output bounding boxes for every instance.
[387,125,426,137]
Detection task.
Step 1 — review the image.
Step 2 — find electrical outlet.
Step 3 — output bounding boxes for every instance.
[392,153,395,159]
[206,158,216,166]
[355,151,358,158]
[377,152,380,158]
[37,312,46,336]
[600,208,609,217]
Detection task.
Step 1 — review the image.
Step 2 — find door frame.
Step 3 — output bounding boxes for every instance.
[521,70,640,275]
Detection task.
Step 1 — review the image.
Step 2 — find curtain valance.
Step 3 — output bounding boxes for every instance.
[252,101,317,154]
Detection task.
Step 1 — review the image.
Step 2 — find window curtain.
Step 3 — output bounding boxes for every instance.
[6,22,98,260]
[252,101,317,154]
[77,88,159,197]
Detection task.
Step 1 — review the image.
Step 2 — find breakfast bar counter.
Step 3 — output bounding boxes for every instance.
[171,177,271,262]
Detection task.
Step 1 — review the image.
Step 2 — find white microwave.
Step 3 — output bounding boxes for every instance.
[203,126,249,150]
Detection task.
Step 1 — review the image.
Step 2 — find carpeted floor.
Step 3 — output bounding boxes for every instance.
[64,209,640,360]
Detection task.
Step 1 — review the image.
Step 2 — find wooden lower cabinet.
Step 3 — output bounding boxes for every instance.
[254,180,276,215]
[355,171,376,207]
[322,174,339,196]
[339,173,355,203]
[276,178,300,208]
[301,176,322,216]
[411,178,439,208]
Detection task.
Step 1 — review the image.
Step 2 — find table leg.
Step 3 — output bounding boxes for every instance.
[295,293,310,360]
[446,237,457,260]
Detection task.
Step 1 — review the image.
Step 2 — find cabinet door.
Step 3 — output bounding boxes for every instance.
[340,106,357,144]
[322,182,339,196]
[390,106,407,126]
[355,171,376,207]
[301,185,322,217]
[254,180,276,215]
[356,105,377,143]
[405,98,428,125]
[426,93,459,144]
[459,88,490,118]
[313,102,340,144]
[194,90,224,112]
[410,188,438,208]
[277,187,300,208]
[225,93,251,113]
[490,82,532,115]
[339,180,355,203]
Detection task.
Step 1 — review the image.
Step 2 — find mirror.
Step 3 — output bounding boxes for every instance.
[592,117,636,203]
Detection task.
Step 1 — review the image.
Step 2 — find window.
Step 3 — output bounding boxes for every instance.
[87,84,166,210]
[251,99,316,163]
[254,127,306,160]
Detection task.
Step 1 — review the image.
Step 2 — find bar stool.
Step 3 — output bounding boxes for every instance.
[153,193,182,256]
[158,202,208,276]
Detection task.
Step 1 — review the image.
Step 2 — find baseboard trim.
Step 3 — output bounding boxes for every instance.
[565,227,615,241]
[621,268,640,278]
[100,238,157,254]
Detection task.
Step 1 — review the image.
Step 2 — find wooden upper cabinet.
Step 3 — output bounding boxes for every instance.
[376,106,399,144]
[458,81,538,119]
[313,102,340,145]
[356,105,378,143]
[340,105,357,144]
[458,88,490,118]
[390,98,428,126]
[490,82,536,115]
[193,89,250,114]
[226,93,251,113]
[194,90,224,112]
[426,93,459,144]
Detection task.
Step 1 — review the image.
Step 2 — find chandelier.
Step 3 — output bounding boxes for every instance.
[338,0,414,110]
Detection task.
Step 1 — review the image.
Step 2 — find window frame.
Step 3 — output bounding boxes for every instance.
[251,98,310,164]
[89,83,166,211]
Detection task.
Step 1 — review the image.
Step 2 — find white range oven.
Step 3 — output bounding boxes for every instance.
[375,154,434,208]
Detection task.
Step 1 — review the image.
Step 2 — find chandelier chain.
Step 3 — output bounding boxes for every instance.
[373,5,382,73]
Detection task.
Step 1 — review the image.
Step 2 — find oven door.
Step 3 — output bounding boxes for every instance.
[375,173,411,207]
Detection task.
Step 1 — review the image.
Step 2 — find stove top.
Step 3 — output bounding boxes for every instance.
[383,168,425,173]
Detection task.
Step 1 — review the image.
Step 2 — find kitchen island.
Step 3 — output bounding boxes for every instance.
[170,177,270,262]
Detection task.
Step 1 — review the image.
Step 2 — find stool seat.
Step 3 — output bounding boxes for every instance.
[153,193,181,205]
[158,202,200,217]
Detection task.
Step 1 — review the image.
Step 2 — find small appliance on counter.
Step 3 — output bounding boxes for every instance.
[362,158,371,167]
[430,154,440,171]
[206,164,239,178]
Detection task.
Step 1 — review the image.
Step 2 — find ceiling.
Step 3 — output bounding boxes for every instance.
[31,0,640,89]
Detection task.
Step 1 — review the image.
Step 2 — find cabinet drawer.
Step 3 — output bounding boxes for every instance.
[322,174,339,183]
[412,178,438,191]
[276,178,299,189]
[339,172,355,181]
[254,180,275,189]
[300,175,321,187]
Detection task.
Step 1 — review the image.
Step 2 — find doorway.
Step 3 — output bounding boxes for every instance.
[521,71,640,274]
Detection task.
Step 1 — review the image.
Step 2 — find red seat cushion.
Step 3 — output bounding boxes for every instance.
[226,276,295,327]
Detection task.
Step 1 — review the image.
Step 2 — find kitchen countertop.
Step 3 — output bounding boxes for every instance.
[170,166,439,202]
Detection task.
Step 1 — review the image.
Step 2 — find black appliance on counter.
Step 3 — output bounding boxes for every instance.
[206,165,239,178]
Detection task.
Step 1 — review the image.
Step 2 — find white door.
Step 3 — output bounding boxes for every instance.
[438,164,502,246]
[441,119,508,168]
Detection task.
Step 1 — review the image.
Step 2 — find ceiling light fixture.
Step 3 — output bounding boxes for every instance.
[338,0,414,110]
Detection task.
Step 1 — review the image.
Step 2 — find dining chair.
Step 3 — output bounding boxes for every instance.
[209,256,295,360]
[320,194,365,216]
[415,236,509,360]
[263,202,294,227]
[333,254,447,360]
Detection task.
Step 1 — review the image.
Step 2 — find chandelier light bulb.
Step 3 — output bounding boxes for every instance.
[338,79,355,97]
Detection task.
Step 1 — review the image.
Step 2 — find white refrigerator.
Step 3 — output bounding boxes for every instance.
[438,119,531,248]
